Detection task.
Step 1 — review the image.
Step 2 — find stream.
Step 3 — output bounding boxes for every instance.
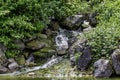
[0,56,63,76]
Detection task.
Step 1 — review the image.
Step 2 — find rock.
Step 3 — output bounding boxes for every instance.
[69,33,87,53]
[83,26,93,33]
[82,21,91,28]
[45,29,53,37]
[77,46,92,70]
[68,36,77,46]
[94,59,113,78]
[14,39,25,50]
[69,50,76,67]
[37,33,47,39]
[27,72,37,77]
[0,49,7,65]
[60,15,83,30]
[89,12,97,27]
[49,21,60,31]
[0,43,7,53]
[111,49,120,75]
[26,40,46,50]
[8,59,19,72]
[0,64,8,74]
[15,55,26,65]
[25,53,35,66]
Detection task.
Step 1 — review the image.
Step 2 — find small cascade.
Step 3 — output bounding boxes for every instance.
[0,56,63,76]
[55,28,69,55]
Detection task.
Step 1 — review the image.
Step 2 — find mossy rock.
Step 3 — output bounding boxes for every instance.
[26,40,46,50]
[15,55,26,65]
[36,33,48,39]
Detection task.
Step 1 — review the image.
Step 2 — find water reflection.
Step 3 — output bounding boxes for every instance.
[0,76,120,80]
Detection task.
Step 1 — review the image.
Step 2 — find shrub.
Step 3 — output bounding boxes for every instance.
[0,0,90,57]
[86,0,120,61]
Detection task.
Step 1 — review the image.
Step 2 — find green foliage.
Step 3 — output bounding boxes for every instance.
[0,0,90,57]
[86,0,120,61]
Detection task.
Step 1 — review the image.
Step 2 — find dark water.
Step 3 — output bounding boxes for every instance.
[0,77,120,80]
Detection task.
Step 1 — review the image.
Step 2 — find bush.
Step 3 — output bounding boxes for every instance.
[86,0,120,61]
[0,0,90,57]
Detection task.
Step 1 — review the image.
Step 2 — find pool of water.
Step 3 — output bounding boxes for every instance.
[0,76,120,80]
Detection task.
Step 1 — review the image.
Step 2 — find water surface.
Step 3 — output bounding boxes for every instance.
[0,76,120,80]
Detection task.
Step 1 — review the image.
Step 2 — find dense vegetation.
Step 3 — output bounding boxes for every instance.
[87,0,120,61]
[0,0,89,57]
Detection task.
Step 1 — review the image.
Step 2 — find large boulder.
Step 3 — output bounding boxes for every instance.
[26,40,46,50]
[60,15,83,30]
[77,46,92,70]
[111,49,120,75]
[8,58,19,72]
[93,59,113,78]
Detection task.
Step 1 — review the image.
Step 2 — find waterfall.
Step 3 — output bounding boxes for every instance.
[55,28,68,54]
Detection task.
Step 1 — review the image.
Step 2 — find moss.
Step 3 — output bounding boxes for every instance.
[15,55,26,65]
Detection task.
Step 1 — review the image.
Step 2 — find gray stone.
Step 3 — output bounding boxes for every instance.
[69,50,76,67]
[60,15,83,30]
[111,49,120,75]
[0,43,7,53]
[14,39,25,50]
[69,33,87,53]
[82,21,91,28]
[0,49,7,65]
[94,59,113,78]
[0,64,8,74]
[26,53,34,64]
[77,46,92,70]
[8,58,19,72]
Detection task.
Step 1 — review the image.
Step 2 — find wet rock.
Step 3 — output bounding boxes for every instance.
[8,58,19,72]
[14,39,25,51]
[111,49,120,75]
[68,36,77,46]
[69,50,76,67]
[0,64,8,73]
[60,15,83,30]
[77,46,92,70]
[94,59,113,78]
[26,40,46,50]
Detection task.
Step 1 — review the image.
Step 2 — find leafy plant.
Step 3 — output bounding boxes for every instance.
[86,0,120,61]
